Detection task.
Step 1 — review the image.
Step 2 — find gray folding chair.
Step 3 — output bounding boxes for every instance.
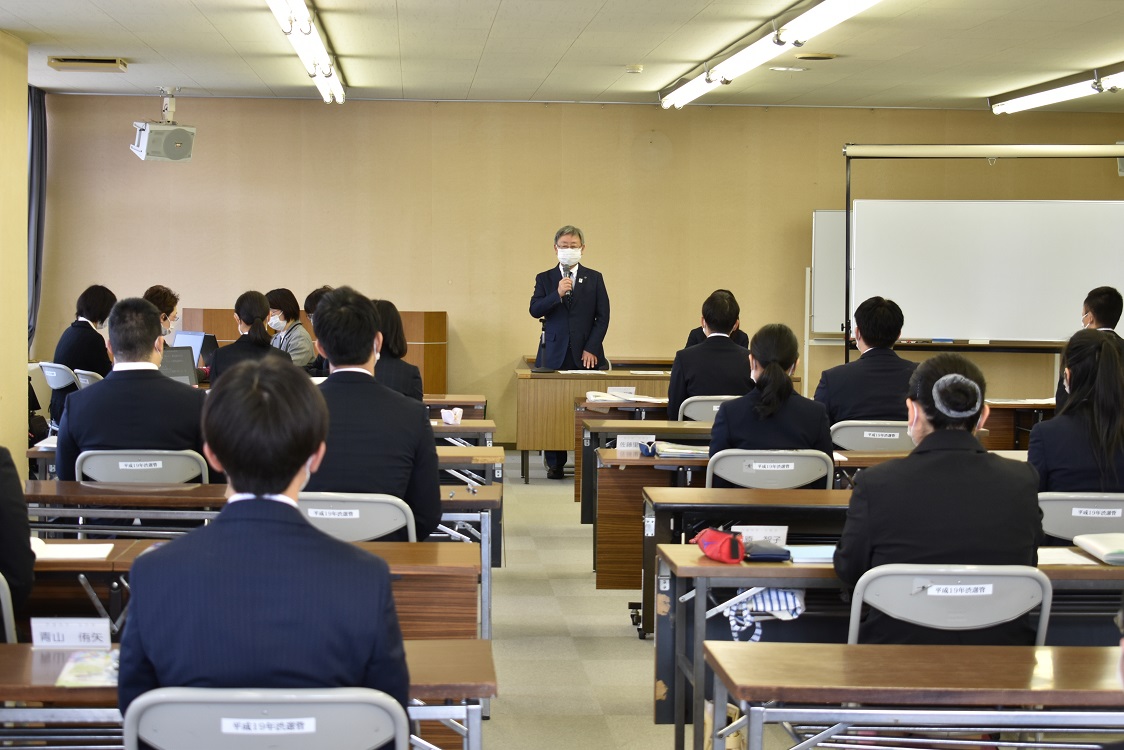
[1039,492,1124,541]
[73,369,104,388]
[847,563,1052,645]
[298,492,417,542]
[75,449,209,484]
[830,420,914,451]
[124,686,409,750]
[39,362,79,433]
[678,395,738,422]
[0,572,15,644]
[705,449,834,489]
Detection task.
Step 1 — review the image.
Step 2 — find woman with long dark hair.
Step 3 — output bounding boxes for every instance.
[209,291,290,383]
[372,298,423,401]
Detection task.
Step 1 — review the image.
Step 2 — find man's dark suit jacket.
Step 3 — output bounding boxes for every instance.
[666,335,753,420]
[375,356,424,401]
[834,429,1043,645]
[117,498,409,714]
[684,326,748,349]
[208,334,290,383]
[49,321,112,423]
[1028,411,1124,492]
[0,447,34,610]
[1054,329,1124,411]
[55,369,207,481]
[529,264,610,369]
[305,371,440,540]
[814,347,918,424]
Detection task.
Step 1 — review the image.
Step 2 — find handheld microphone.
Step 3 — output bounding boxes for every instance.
[562,264,573,301]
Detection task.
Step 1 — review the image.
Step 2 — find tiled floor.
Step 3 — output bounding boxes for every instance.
[482,454,675,749]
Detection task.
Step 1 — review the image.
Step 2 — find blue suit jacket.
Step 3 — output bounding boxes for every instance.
[529,264,610,369]
[813,347,918,424]
[666,335,753,420]
[118,499,409,714]
[1028,410,1124,492]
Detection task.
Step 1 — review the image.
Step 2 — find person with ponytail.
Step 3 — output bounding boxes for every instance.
[834,353,1042,644]
[709,323,832,487]
[208,291,291,383]
[1029,329,1124,491]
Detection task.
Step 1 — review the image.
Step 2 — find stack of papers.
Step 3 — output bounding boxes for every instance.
[34,435,57,449]
[30,537,113,561]
[55,650,119,687]
[654,441,708,458]
[1074,533,1124,565]
[785,544,836,563]
[585,391,669,404]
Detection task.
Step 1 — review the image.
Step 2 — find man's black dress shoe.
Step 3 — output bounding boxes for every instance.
[547,466,565,480]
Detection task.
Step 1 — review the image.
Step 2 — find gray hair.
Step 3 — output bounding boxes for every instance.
[554,225,584,246]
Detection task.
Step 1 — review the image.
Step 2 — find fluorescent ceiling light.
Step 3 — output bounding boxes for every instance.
[990,62,1124,115]
[266,0,345,104]
[660,0,885,110]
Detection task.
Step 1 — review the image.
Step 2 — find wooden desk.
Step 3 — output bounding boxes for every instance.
[706,641,1123,750]
[984,399,1055,450]
[639,487,851,636]
[30,540,142,626]
[516,368,671,482]
[833,450,910,468]
[581,419,711,523]
[431,418,495,446]
[436,446,504,485]
[424,394,486,421]
[571,398,678,490]
[655,543,1124,739]
[0,639,495,750]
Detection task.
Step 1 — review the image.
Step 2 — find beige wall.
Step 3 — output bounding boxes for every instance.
[1,32,28,472]
[32,96,1124,442]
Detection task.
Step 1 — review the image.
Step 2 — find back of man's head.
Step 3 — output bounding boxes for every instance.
[701,290,739,335]
[312,286,382,367]
[107,298,162,363]
[854,296,904,349]
[203,357,328,496]
[1086,286,1123,329]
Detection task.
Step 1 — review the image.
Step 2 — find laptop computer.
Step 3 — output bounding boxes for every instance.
[160,346,199,386]
[172,330,204,366]
[200,333,219,367]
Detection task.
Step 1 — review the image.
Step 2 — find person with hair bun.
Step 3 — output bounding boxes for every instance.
[208,291,291,384]
[709,323,832,487]
[834,353,1042,645]
[1030,329,1124,491]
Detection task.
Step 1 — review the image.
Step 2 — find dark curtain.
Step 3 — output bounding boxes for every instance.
[27,86,47,351]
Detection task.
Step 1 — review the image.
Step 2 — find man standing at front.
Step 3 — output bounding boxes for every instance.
[529,225,611,479]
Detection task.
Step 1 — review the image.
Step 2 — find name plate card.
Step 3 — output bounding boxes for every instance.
[732,525,788,545]
[617,434,655,458]
[222,719,316,735]
[926,584,993,596]
[747,461,795,471]
[120,461,161,470]
[1073,508,1123,518]
[31,617,111,649]
[863,431,902,439]
[307,508,360,519]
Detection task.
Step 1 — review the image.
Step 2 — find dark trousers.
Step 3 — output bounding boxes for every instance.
[545,348,580,471]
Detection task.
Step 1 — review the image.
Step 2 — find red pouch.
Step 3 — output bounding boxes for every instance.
[691,528,745,564]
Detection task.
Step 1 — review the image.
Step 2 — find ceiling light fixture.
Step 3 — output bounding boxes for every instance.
[266,0,345,103]
[659,0,883,109]
[989,62,1124,114]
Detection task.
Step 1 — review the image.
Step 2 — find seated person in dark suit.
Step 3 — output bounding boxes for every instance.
[303,285,333,378]
[710,323,832,487]
[834,354,1042,645]
[48,284,116,424]
[55,298,208,482]
[1030,329,1124,491]
[373,298,424,401]
[684,321,748,349]
[1056,286,1123,411]
[0,446,34,615]
[208,291,290,384]
[118,357,408,722]
[305,286,440,541]
[667,289,753,420]
[814,295,917,425]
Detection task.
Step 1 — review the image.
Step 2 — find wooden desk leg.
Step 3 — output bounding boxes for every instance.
[521,450,529,484]
[692,575,709,750]
[642,504,674,636]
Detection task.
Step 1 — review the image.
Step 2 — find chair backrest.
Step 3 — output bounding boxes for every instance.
[28,362,51,413]
[847,563,1052,645]
[73,369,104,389]
[76,450,209,484]
[678,395,738,422]
[830,420,914,451]
[123,686,409,750]
[0,572,14,644]
[298,493,416,542]
[39,361,77,391]
[1039,492,1124,541]
[705,449,833,489]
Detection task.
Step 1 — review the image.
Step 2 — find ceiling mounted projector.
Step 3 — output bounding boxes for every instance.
[130,92,195,161]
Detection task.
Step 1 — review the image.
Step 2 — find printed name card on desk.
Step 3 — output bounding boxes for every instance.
[616,434,655,458]
[32,617,111,649]
[732,525,788,545]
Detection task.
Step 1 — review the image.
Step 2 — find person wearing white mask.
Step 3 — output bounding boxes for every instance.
[529,224,611,479]
[1055,286,1123,411]
[142,284,180,346]
[48,284,117,424]
[265,287,315,367]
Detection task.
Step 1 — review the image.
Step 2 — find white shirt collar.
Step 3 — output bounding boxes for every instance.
[228,492,299,509]
[706,332,730,339]
[77,317,98,330]
[331,367,372,376]
[113,362,159,372]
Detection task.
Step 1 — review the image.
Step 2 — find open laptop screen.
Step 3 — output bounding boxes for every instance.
[160,346,198,386]
[172,331,204,365]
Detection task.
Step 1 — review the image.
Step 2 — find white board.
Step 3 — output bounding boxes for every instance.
[851,200,1124,342]
[810,209,846,336]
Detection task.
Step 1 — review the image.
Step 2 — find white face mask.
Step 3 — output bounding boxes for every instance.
[268,314,286,332]
[300,458,313,492]
[95,321,107,331]
[557,248,582,267]
[161,323,173,337]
